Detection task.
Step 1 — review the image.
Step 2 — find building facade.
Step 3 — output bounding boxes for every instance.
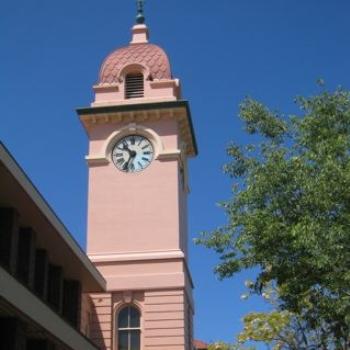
[78,14,197,350]
[0,142,106,350]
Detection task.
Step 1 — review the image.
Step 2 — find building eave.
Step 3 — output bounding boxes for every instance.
[0,267,99,350]
[0,142,106,292]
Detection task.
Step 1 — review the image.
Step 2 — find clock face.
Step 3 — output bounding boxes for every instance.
[112,135,154,173]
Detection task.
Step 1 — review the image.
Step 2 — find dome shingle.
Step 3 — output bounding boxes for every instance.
[99,43,172,85]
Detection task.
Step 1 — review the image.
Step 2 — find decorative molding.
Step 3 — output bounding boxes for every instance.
[150,80,178,89]
[88,249,185,263]
[85,156,110,166]
[156,149,181,161]
[179,141,190,193]
[91,97,178,108]
[122,291,133,304]
[93,84,119,92]
[126,122,137,132]
[79,104,196,157]
[118,63,150,82]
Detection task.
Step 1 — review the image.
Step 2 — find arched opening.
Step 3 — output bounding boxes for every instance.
[125,73,144,99]
[117,305,141,350]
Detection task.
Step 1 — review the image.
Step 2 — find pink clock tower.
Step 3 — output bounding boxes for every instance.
[77,5,197,350]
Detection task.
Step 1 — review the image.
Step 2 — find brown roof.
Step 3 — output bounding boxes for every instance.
[99,43,172,84]
[193,339,208,350]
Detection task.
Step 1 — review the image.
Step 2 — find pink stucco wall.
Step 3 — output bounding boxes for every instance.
[86,119,184,256]
[83,115,194,350]
[89,289,192,350]
[83,22,195,349]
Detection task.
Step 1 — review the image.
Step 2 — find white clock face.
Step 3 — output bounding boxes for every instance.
[112,135,154,173]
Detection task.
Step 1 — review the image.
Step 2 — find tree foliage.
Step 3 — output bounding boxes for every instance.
[196,87,350,349]
[236,283,332,349]
[207,341,254,350]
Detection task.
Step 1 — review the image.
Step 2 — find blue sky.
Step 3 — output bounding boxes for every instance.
[1,0,350,346]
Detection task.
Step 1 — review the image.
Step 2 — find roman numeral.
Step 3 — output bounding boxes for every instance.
[142,145,149,149]
[117,158,124,164]
[142,157,150,162]
[143,151,151,155]
[130,136,135,145]
[114,153,123,157]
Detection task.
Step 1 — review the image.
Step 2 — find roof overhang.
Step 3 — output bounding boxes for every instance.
[0,267,99,349]
[0,142,106,292]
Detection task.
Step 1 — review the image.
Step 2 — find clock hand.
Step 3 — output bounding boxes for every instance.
[123,160,129,171]
[127,151,137,171]
[121,144,133,170]
[123,150,137,171]
[123,143,132,154]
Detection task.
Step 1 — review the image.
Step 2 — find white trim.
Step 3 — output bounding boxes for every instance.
[0,266,98,350]
[88,249,185,263]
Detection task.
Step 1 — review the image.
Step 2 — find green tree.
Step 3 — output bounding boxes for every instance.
[207,341,254,350]
[236,283,328,349]
[196,87,350,349]
[237,309,318,350]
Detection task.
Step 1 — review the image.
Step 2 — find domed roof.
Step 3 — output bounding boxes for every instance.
[99,43,172,85]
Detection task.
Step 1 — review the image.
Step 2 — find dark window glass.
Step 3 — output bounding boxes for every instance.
[118,307,129,328]
[130,330,140,350]
[130,307,140,328]
[118,331,128,350]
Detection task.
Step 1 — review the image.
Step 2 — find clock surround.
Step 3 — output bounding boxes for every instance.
[111,134,154,173]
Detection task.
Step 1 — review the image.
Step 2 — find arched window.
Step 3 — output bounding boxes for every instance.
[117,306,141,350]
[125,73,144,99]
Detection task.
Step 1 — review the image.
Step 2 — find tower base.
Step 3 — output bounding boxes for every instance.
[84,289,193,350]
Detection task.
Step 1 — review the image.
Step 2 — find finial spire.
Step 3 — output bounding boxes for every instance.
[136,0,145,24]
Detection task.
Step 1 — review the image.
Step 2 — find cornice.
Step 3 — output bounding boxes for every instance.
[88,249,185,263]
[77,100,198,157]
[156,149,181,161]
[89,249,195,289]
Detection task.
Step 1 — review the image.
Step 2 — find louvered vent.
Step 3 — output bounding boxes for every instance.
[125,73,144,99]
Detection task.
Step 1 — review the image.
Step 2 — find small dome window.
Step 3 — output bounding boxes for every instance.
[125,73,144,99]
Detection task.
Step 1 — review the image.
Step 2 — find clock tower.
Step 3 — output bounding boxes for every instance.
[78,6,197,350]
